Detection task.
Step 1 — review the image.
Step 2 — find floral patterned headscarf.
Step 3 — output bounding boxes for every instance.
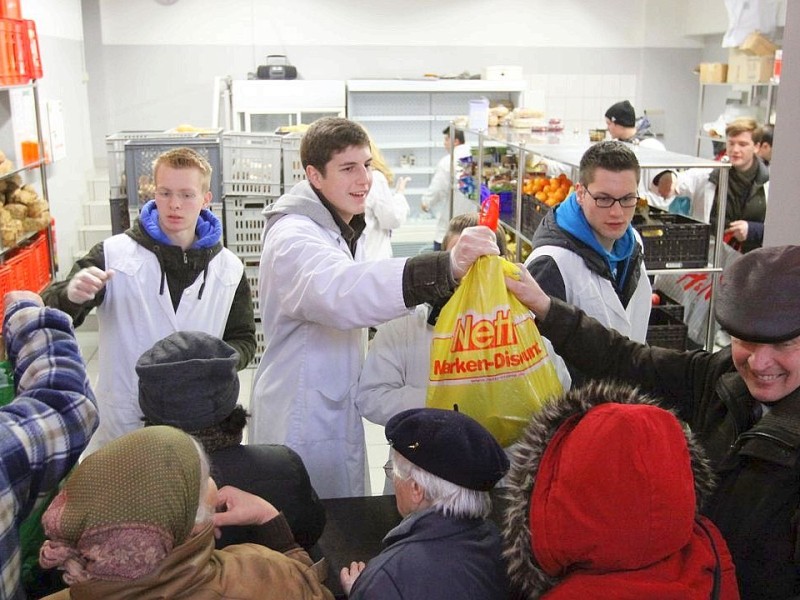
[40,426,202,583]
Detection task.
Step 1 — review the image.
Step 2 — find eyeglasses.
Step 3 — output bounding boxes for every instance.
[383,462,395,479]
[583,187,641,208]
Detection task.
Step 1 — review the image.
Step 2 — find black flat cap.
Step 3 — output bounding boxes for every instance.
[605,100,636,128]
[136,331,240,431]
[386,408,509,491]
[716,245,800,343]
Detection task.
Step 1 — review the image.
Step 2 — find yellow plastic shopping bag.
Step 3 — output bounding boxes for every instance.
[426,255,563,447]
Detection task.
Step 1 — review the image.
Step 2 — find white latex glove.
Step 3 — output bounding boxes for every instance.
[449,225,500,280]
[66,267,114,304]
[395,176,410,195]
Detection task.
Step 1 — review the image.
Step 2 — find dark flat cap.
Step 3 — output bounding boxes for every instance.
[386,408,509,491]
[716,245,800,343]
[605,100,636,128]
[136,331,240,431]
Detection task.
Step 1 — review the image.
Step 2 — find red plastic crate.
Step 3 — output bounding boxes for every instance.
[22,19,39,79]
[0,264,12,324]
[0,0,21,19]
[30,231,50,292]
[4,251,29,291]
[0,18,27,85]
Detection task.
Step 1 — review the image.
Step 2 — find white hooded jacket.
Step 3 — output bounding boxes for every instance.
[250,180,413,499]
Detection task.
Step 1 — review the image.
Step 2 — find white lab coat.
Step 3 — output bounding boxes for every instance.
[421,144,475,244]
[363,170,410,260]
[91,234,241,453]
[675,168,717,223]
[250,181,412,499]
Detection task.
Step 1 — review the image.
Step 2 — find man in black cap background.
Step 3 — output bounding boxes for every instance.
[339,408,510,600]
[505,245,800,600]
[604,99,674,210]
[136,331,326,551]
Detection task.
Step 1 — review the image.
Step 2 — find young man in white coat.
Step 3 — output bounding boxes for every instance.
[525,141,651,384]
[250,117,499,499]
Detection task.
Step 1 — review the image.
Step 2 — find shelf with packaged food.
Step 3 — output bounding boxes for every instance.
[0,80,54,286]
[346,79,526,216]
[454,127,731,350]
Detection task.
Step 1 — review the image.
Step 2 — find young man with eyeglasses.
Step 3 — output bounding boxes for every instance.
[42,147,256,454]
[525,141,651,382]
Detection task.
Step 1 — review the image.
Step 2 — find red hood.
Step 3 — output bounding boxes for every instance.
[503,382,739,599]
[532,403,695,572]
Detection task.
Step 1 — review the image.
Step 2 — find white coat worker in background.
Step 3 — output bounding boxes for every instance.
[525,141,651,386]
[363,138,410,260]
[420,126,474,250]
[250,117,500,499]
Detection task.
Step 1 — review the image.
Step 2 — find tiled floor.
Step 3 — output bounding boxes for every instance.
[74,327,391,497]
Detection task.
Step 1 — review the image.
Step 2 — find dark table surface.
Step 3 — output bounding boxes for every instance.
[317,492,509,598]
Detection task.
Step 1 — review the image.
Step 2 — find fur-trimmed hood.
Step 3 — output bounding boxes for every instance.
[502,381,720,599]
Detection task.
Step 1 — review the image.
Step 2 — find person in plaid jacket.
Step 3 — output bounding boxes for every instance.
[0,291,98,600]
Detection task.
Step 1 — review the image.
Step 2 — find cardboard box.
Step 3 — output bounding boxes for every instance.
[727,49,773,83]
[699,63,728,83]
[739,32,778,57]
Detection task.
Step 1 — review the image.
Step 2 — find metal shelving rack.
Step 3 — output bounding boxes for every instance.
[346,79,526,215]
[694,81,778,157]
[456,127,731,350]
[0,80,55,282]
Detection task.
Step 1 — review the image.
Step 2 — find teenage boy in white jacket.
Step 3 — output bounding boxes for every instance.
[525,141,651,384]
[250,117,499,499]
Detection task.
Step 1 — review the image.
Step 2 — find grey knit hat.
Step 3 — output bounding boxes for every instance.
[136,331,240,431]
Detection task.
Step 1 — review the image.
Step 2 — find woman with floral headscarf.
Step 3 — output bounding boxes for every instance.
[38,426,333,600]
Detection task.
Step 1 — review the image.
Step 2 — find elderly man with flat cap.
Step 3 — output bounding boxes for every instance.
[339,408,510,600]
[505,245,800,600]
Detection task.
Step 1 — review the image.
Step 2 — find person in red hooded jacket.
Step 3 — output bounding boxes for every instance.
[503,380,739,600]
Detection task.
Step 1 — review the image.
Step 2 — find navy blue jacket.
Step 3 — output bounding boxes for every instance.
[349,508,509,600]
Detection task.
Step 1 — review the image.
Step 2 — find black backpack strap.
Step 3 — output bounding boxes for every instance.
[696,518,721,600]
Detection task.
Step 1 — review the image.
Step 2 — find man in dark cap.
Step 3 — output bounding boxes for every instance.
[339,408,510,600]
[136,331,326,550]
[505,245,800,600]
[604,99,673,210]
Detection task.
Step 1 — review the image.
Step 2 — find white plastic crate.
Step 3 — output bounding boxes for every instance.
[223,196,271,256]
[223,133,283,197]
[105,131,201,199]
[247,319,266,368]
[241,254,260,315]
[124,138,222,209]
[281,135,305,192]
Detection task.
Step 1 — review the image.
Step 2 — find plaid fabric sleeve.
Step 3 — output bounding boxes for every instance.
[0,300,99,600]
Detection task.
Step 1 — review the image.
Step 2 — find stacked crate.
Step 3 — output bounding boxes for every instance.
[0,0,42,86]
[221,132,285,366]
[106,130,223,235]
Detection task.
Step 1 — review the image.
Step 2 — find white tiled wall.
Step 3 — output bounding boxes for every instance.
[527,73,638,137]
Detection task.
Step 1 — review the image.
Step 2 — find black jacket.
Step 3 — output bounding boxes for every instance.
[210,444,326,550]
[349,509,509,600]
[539,298,800,600]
